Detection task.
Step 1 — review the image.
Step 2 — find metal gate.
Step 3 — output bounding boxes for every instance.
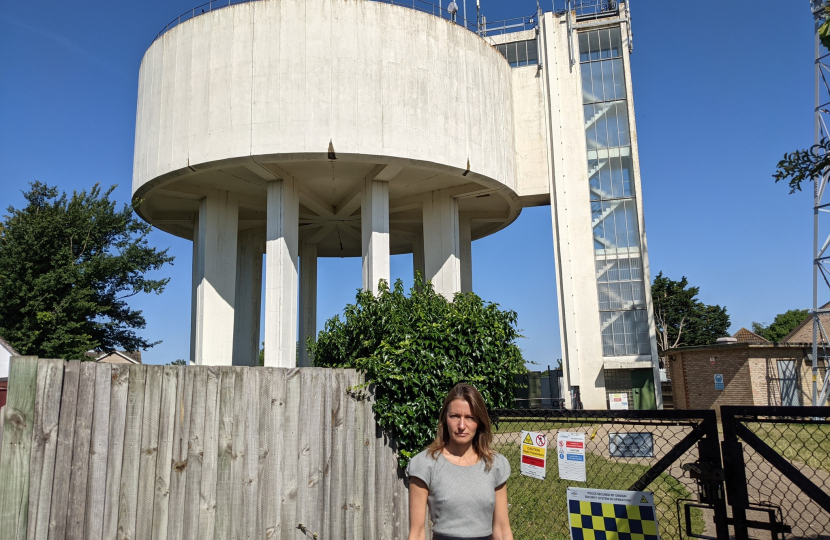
[490,408,729,540]
[721,406,830,540]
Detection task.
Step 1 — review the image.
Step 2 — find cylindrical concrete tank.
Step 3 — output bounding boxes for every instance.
[132,0,521,367]
[132,0,520,255]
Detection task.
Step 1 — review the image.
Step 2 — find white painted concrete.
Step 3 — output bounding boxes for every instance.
[232,229,263,366]
[299,242,317,368]
[193,191,239,366]
[459,215,473,293]
[264,178,299,368]
[361,179,390,294]
[423,189,460,299]
[537,13,606,408]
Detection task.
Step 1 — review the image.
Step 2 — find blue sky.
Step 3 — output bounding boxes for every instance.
[0,1,818,366]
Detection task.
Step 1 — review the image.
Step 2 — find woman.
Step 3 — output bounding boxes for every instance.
[406,384,514,540]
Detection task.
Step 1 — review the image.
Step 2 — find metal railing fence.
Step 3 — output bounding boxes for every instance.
[721,407,830,540]
[489,408,721,540]
[554,0,620,20]
[152,0,539,43]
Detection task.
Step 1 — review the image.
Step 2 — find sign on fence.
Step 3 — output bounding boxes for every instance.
[520,430,548,480]
[567,487,660,540]
[557,432,586,482]
[609,432,654,458]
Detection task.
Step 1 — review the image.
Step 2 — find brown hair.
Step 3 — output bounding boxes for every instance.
[427,383,495,470]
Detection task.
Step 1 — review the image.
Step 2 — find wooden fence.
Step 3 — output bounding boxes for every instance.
[0,358,409,540]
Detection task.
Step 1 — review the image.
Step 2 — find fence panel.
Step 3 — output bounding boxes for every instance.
[490,408,719,540]
[722,406,830,540]
[0,359,409,540]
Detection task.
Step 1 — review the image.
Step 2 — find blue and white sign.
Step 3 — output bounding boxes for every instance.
[714,374,724,391]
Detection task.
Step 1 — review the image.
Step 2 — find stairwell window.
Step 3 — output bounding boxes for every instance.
[495,40,538,67]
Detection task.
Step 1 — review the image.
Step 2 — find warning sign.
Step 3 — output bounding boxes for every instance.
[520,430,548,480]
[557,432,586,482]
[567,487,660,540]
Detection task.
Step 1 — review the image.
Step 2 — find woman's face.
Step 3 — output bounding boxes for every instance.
[446,398,478,447]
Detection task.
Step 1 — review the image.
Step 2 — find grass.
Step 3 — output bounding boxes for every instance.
[498,443,704,540]
[749,422,830,473]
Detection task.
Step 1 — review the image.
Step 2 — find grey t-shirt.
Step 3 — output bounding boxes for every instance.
[406,450,511,537]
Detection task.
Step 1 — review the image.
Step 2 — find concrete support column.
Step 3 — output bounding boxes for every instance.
[412,233,425,286]
[264,178,299,368]
[299,242,317,367]
[232,229,264,366]
[459,215,472,293]
[423,189,460,299]
[362,178,390,294]
[190,222,202,363]
[192,191,239,365]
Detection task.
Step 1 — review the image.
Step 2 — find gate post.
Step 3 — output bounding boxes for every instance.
[721,407,750,540]
[699,410,730,539]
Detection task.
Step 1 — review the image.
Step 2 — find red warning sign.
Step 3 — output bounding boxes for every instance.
[521,455,545,467]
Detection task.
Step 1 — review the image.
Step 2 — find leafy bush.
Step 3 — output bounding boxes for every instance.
[310,276,526,467]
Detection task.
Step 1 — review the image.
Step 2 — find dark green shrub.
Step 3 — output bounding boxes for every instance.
[310,276,526,467]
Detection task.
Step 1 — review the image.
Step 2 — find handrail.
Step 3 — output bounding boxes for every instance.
[553,0,620,20]
[152,0,538,44]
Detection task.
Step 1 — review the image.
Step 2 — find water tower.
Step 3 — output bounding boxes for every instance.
[132,0,661,409]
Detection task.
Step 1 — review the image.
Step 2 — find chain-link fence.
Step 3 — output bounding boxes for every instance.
[722,407,830,540]
[490,408,721,540]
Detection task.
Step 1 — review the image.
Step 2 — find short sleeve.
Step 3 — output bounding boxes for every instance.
[405,451,433,487]
[492,454,511,487]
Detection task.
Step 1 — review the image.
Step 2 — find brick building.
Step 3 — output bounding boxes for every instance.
[666,320,830,412]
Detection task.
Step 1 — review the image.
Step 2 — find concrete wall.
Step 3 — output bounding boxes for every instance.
[133,0,516,198]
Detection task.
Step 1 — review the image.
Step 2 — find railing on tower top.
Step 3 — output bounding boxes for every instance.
[554,0,620,20]
[153,0,539,43]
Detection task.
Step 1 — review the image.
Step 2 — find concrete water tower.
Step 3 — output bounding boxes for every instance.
[132,0,662,409]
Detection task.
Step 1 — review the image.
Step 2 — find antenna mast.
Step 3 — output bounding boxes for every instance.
[811,0,830,406]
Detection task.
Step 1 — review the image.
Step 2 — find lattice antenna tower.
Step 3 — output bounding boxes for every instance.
[811,0,830,406]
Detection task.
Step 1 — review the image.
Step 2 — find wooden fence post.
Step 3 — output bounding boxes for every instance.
[0,356,40,540]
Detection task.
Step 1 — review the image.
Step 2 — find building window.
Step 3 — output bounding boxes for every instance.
[580,27,650,358]
[600,310,651,356]
[495,40,538,68]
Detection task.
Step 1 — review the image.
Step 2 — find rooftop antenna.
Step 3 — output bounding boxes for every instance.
[811,0,830,406]
[463,0,467,30]
[476,0,481,35]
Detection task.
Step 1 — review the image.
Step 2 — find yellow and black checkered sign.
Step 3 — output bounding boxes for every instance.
[568,500,658,540]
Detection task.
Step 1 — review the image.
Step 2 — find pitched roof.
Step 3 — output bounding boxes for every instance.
[733,328,771,345]
[781,302,830,344]
[84,350,142,364]
[0,335,19,356]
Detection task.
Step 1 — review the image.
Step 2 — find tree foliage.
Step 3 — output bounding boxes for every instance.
[0,182,174,359]
[752,309,809,343]
[774,4,830,193]
[773,139,830,195]
[310,276,526,467]
[651,272,730,356]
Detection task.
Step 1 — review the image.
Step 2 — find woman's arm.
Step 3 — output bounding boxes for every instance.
[492,483,513,540]
[408,477,429,540]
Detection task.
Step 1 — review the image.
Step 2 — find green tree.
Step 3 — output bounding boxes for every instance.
[652,272,730,356]
[310,276,526,467]
[752,309,810,343]
[0,182,174,359]
[774,3,830,193]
